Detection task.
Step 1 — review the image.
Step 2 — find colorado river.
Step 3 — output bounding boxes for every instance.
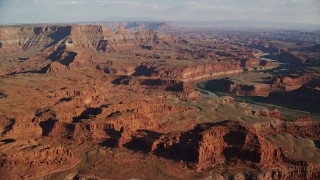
[197,87,267,110]
[197,85,316,119]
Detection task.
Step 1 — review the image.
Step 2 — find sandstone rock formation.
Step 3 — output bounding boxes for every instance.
[0,25,176,56]
[46,62,70,73]
[0,140,80,179]
[204,74,311,97]
[268,79,320,113]
[36,99,198,143]
[117,119,320,179]
[157,61,243,81]
[271,75,310,91]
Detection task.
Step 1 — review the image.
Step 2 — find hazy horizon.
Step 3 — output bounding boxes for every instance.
[0,0,319,25]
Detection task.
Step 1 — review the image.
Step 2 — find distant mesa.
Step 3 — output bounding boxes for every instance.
[0,24,175,55]
[85,21,175,32]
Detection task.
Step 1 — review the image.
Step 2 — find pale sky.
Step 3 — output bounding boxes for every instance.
[0,0,319,24]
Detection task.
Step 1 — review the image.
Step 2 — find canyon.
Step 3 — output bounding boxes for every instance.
[0,23,319,179]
